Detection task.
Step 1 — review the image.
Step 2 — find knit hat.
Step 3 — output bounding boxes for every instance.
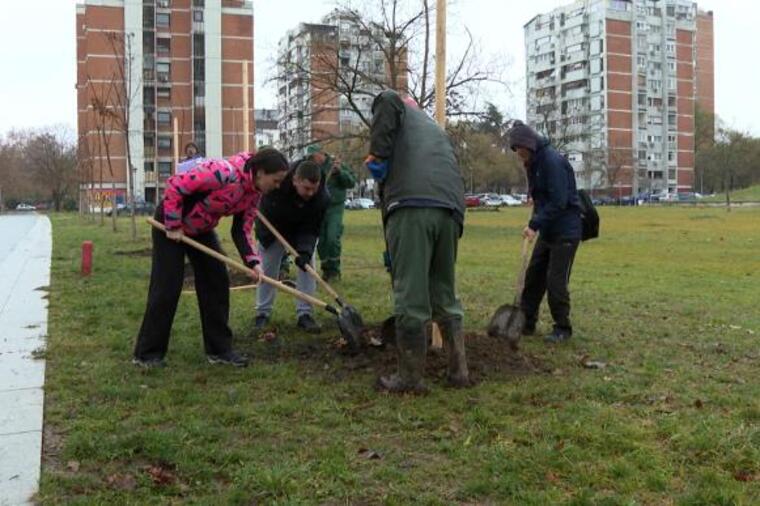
[508,120,541,152]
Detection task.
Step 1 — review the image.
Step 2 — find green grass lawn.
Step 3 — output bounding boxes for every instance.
[703,184,760,202]
[39,208,760,504]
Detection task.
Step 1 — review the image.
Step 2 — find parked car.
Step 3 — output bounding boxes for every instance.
[106,200,156,216]
[346,198,375,210]
[481,194,502,207]
[499,194,522,206]
[465,195,482,208]
[15,203,35,211]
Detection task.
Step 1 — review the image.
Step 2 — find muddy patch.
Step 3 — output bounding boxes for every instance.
[250,324,551,385]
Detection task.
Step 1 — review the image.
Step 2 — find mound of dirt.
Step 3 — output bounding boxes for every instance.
[248,324,552,385]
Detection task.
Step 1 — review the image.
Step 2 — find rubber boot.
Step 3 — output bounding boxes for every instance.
[439,317,471,388]
[376,324,428,394]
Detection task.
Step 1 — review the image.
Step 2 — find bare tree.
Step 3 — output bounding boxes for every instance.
[23,127,77,212]
[88,78,120,231]
[104,31,140,239]
[274,0,508,152]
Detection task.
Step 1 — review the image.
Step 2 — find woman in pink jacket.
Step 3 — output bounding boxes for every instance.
[133,147,289,368]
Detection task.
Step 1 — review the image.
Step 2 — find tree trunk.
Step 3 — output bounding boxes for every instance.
[111,181,118,231]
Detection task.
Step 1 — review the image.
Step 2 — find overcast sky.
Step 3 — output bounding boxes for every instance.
[0,0,757,136]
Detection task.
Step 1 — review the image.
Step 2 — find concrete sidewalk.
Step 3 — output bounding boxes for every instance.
[0,214,51,506]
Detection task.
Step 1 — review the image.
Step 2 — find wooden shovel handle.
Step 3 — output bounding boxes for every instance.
[147,218,329,310]
[256,212,342,302]
[514,236,533,301]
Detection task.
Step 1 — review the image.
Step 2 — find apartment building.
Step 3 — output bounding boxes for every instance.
[254,108,279,148]
[76,0,254,204]
[276,9,408,157]
[524,0,714,195]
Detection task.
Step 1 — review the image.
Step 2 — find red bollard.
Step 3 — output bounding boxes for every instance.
[81,241,93,276]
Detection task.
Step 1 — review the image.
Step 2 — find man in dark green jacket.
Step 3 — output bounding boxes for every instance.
[366,90,469,394]
[307,145,357,282]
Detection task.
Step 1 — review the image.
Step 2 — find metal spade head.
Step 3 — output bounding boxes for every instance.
[336,304,366,354]
[486,303,524,351]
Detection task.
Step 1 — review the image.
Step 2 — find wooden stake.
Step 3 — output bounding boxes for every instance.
[435,0,446,127]
[431,0,446,349]
[242,61,250,152]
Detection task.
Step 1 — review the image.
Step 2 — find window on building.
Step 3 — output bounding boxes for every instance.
[156,13,170,27]
[668,112,677,125]
[668,151,676,162]
[157,111,171,125]
[668,96,676,107]
[144,135,155,147]
[193,10,203,22]
[157,37,170,54]
[157,87,171,99]
[638,93,647,106]
[668,61,676,72]
[143,6,154,28]
[158,161,172,176]
[157,62,170,82]
[157,136,172,149]
[157,0,170,7]
[144,161,155,172]
[143,31,154,53]
[668,134,677,146]
[668,78,676,91]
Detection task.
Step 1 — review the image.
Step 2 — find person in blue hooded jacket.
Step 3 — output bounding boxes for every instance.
[508,120,582,343]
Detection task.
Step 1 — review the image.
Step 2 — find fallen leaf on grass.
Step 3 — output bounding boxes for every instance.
[145,465,176,486]
[357,448,382,460]
[66,460,80,472]
[106,473,137,491]
[579,357,607,369]
[694,399,704,409]
[733,470,756,482]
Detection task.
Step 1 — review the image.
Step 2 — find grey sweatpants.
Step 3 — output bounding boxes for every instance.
[255,241,316,318]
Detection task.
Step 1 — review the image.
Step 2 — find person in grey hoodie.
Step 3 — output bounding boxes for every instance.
[508,120,582,343]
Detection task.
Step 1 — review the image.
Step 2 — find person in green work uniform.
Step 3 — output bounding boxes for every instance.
[366,90,469,394]
[306,144,357,282]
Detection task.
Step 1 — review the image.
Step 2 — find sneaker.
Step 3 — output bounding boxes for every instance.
[132,357,166,368]
[254,314,270,330]
[544,327,572,344]
[297,314,322,334]
[207,350,249,367]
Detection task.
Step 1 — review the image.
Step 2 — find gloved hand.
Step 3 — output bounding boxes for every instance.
[383,250,392,273]
[245,259,262,282]
[294,252,312,272]
[364,155,389,182]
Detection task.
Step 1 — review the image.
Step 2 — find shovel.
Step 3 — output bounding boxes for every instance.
[255,212,366,347]
[487,236,533,351]
[147,218,366,353]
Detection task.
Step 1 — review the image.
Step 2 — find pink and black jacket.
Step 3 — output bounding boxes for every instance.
[162,152,261,266]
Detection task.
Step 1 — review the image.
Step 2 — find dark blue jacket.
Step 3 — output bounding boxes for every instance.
[527,139,582,242]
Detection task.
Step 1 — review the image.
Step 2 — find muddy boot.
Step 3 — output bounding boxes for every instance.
[439,317,471,388]
[376,326,428,395]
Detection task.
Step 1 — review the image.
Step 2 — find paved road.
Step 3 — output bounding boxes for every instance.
[0,213,51,506]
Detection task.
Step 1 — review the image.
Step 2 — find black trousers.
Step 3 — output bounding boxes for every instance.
[134,216,233,360]
[521,237,579,332]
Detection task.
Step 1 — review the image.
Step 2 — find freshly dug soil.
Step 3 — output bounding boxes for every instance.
[249,323,552,385]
